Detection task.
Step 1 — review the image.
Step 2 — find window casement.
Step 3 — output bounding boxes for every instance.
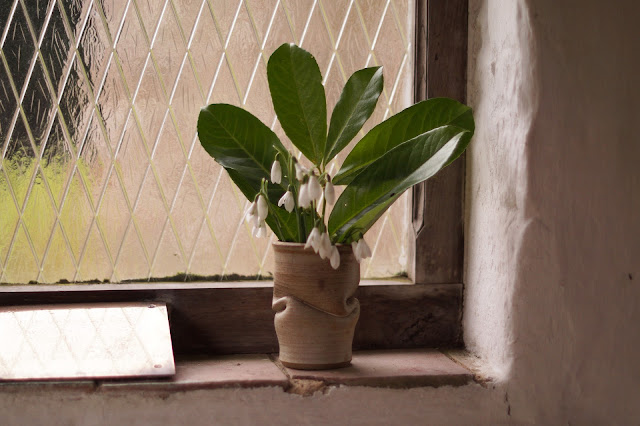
[0,0,468,357]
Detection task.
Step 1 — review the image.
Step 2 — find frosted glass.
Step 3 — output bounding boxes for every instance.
[0,0,414,283]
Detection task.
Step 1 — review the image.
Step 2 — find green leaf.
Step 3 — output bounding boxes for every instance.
[267,43,327,164]
[328,126,470,243]
[325,66,383,163]
[197,103,297,241]
[332,98,474,185]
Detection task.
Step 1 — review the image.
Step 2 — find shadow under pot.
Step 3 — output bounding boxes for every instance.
[272,241,360,370]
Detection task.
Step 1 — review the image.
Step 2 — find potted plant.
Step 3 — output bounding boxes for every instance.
[197,43,474,370]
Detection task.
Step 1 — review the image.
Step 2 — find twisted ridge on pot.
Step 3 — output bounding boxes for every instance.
[272,242,361,369]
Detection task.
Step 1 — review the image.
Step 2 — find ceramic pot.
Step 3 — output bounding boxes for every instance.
[272,242,360,370]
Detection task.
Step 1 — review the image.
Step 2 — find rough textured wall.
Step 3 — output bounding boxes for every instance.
[464,0,538,380]
[465,0,640,423]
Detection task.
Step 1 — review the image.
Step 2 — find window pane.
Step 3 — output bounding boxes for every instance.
[0,0,414,283]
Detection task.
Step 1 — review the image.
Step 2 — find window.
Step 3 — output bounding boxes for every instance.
[0,0,414,283]
[0,0,468,356]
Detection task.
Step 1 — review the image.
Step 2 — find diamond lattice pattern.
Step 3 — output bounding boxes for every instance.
[0,0,414,283]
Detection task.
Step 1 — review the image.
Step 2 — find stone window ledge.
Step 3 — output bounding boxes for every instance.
[0,349,477,396]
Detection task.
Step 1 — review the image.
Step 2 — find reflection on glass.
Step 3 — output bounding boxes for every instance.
[0,0,413,283]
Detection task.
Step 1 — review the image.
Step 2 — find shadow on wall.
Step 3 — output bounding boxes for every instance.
[466,0,640,423]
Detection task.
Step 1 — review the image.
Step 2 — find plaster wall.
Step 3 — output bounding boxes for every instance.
[465,0,640,423]
[1,1,639,424]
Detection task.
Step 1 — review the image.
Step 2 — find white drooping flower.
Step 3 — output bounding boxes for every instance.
[252,222,267,238]
[351,241,361,263]
[257,195,268,222]
[318,232,332,259]
[315,191,324,214]
[298,182,311,208]
[245,201,259,227]
[295,163,309,181]
[351,238,372,262]
[324,180,336,205]
[357,238,372,260]
[278,191,295,213]
[329,245,340,269]
[270,160,282,184]
[304,227,321,253]
[307,175,322,202]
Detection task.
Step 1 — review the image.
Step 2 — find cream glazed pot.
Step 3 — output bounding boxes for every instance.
[272,242,360,370]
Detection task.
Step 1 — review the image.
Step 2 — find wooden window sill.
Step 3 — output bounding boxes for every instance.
[0,349,475,395]
[0,281,463,355]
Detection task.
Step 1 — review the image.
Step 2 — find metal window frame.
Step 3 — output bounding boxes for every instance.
[0,0,468,357]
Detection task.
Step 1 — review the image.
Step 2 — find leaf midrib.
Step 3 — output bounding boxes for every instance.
[204,108,287,190]
[330,130,465,233]
[337,108,471,183]
[327,77,374,159]
[285,51,319,162]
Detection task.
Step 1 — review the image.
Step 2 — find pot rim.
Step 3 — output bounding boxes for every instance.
[272,240,355,255]
[272,241,351,248]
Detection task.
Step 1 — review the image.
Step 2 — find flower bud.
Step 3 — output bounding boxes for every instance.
[318,232,332,259]
[357,238,372,259]
[270,160,282,184]
[298,182,311,208]
[329,245,340,269]
[257,195,268,221]
[307,175,322,202]
[324,180,336,205]
[351,241,361,263]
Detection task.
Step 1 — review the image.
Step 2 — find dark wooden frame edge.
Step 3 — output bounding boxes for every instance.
[410,0,468,285]
[0,282,463,356]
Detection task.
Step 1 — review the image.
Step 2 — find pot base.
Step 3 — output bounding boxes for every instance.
[280,360,351,370]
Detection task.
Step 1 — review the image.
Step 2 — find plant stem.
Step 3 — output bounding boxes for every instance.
[267,200,285,239]
[288,156,305,243]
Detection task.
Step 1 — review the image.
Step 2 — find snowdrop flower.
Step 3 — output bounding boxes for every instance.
[298,182,312,208]
[304,227,321,253]
[307,175,322,202]
[329,245,340,269]
[278,191,295,213]
[358,238,372,259]
[270,160,282,184]
[245,201,259,227]
[295,163,309,181]
[351,238,372,262]
[316,192,324,214]
[324,179,336,205]
[351,241,360,262]
[318,232,332,260]
[252,222,267,238]
[257,195,268,222]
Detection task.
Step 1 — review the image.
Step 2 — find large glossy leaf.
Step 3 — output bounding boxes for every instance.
[332,98,474,185]
[267,43,327,164]
[197,104,297,241]
[325,66,383,163]
[328,126,470,243]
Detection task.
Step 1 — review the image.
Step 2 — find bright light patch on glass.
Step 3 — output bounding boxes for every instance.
[0,0,414,283]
